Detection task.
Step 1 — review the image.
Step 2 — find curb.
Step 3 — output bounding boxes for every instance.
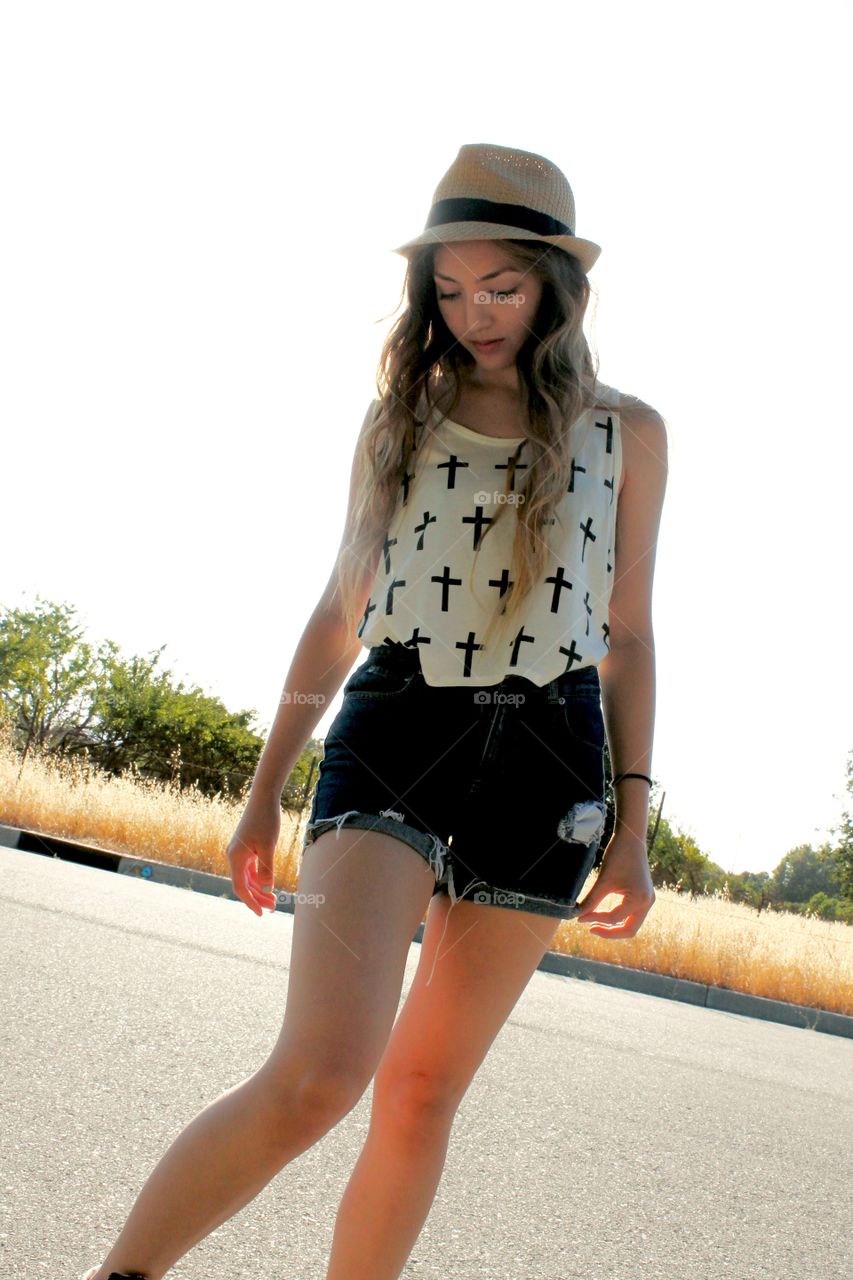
[3,821,851,1040]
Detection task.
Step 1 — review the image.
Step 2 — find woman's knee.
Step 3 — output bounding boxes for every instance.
[373,1066,464,1133]
[260,1054,372,1135]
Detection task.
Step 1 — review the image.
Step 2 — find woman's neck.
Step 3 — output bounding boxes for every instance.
[461,367,521,397]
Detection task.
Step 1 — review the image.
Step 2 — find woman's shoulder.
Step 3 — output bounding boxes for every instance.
[589,382,668,498]
[591,381,667,442]
[590,380,655,416]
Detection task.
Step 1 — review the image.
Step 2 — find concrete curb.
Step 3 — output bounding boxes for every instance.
[3,821,851,1040]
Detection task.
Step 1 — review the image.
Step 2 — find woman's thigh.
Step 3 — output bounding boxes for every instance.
[265,825,437,1098]
[373,890,561,1108]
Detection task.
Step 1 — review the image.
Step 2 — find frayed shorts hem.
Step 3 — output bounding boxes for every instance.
[430,885,588,921]
[302,809,449,883]
[302,809,595,920]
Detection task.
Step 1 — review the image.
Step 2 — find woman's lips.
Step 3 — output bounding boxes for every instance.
[472,338,504,352]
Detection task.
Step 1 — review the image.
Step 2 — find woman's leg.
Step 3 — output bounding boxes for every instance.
[91,828,437,1280]
[325,891,562,1280]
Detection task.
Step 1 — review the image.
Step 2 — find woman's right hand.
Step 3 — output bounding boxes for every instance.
[227,792,282,916]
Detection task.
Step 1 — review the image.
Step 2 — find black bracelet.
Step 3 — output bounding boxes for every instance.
[611,772,653,787]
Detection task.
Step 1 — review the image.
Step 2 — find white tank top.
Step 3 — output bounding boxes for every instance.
[358,396,623,687]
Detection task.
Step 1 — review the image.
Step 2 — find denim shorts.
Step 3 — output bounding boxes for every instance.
[301,641,608,922]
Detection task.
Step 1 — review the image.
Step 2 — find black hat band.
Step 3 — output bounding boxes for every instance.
[424,196,574,238]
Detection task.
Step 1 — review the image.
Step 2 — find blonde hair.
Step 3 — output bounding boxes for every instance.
[333,238,637,653]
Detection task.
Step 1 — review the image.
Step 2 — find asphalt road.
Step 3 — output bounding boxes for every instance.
[1,846,851,1280]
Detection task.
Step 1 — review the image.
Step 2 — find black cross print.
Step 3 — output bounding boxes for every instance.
[488,567,515,600]
[568,458,587,493]
[462,505,494,550]
[384,579,406,614]
[357,597,376,637]
[544,565,573,613]
[558,638,584,670]
[579,515,596,561]
[494,448,529,493]
[414,511,437,550]
[595,413,614,454]
[431,565,463,611]
[456,631,484,679]
[509,628,536,665]
[437,454,470,489]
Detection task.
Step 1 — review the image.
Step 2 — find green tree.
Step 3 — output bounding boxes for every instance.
[770,843,838,904]
[724,869,775,912]
[0,597,107,763]
[803,891,853,924]
[646,818,719,895]
[88,644,265,800]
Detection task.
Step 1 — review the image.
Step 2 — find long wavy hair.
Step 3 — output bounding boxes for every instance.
[333,237,634,654]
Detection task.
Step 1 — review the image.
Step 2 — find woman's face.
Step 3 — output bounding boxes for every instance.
[433,240,543,375]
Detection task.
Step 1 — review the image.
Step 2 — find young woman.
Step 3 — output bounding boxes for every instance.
[81,142,668,1280]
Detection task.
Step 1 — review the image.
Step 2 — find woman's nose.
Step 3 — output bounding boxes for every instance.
[465,294,495,335]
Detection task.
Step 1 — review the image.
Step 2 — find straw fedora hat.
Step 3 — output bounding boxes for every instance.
[392,142,602,275]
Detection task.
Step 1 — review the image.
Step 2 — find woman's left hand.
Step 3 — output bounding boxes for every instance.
[574,831,656,938]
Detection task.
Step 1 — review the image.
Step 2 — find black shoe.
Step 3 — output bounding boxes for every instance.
[78,1270,148,1280]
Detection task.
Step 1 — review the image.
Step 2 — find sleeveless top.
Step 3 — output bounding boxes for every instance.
[357,394,623,688]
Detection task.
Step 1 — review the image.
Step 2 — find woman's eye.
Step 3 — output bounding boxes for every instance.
[438,289,518,302]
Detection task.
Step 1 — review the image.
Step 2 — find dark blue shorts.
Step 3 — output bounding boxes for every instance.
[301,641,608,920]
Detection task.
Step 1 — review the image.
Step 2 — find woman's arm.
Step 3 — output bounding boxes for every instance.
[599,639,657,843]
[575,399,669,936]
[598,398,669,836]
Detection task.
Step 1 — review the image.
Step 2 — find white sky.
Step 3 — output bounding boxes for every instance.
[2,1,851,877]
